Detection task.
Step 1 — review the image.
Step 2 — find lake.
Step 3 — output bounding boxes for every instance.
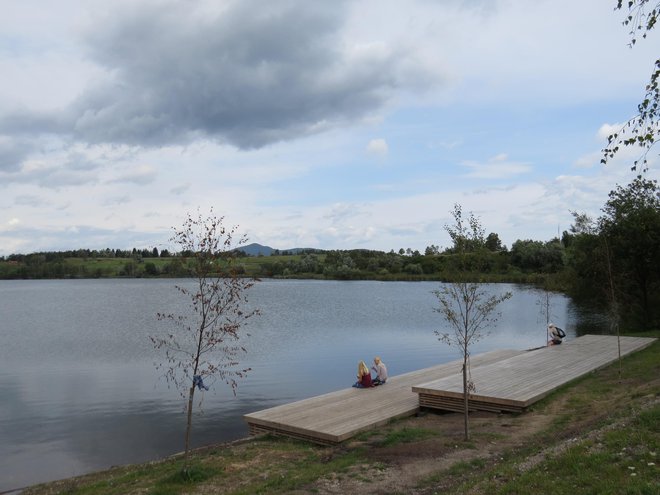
[0,278,607,491]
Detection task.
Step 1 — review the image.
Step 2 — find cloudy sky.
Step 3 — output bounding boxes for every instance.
[1,0,658,256]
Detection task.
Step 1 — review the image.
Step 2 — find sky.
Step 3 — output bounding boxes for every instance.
[1,0,658,256]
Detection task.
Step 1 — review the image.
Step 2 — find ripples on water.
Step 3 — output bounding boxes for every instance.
[0,278,606,491]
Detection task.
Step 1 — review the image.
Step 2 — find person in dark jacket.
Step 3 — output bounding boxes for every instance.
[548,323,565,346]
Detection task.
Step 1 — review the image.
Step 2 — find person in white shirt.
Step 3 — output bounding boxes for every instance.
[371,356,388,385]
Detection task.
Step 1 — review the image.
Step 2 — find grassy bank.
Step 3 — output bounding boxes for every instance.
[22,332,659,495]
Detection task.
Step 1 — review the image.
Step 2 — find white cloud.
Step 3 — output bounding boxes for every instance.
[598,122,624,140]
[575,121,660,171]
[366,138,389,156]
[461,154,531,179]
[574,152,601,169]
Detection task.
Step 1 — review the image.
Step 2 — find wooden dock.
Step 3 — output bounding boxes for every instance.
[244,349,523,445]
[244,335,656,445]
[413,335,656,413]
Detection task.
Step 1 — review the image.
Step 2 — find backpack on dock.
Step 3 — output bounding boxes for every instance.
[556,327,566,338]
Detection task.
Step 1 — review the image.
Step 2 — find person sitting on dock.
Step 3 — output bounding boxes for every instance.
[548,323,565,346]
[371,356,388,385]
[353,360,373,388]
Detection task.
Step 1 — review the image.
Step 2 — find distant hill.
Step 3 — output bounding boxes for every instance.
[236,243,324,256]
[237,243,275,256]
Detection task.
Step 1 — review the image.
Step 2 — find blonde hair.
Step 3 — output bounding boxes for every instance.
[358,360,369,377]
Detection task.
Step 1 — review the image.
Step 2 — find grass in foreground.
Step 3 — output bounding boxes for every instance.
[505,408,658,495]
[437,402,659,495]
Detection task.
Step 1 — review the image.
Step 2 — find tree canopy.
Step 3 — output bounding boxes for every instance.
[565,177,660,327]
[599,177,660,325]
[603,1,660,170]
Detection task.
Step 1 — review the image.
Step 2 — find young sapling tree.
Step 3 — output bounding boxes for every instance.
[151,209,259,463]
[433,204,512,441]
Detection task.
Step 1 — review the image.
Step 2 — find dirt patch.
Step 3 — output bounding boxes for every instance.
[302,407,558,495]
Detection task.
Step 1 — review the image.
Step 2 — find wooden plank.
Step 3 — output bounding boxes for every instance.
[413,335,656,413]
[244,348,523,444]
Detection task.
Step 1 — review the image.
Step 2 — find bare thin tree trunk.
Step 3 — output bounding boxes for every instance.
[535,289,553,347]
[462,357,469,441]
[184,385,195,461]
[604,237,622,379]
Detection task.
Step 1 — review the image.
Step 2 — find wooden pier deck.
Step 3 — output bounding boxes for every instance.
[413,335,656,414]
[244,335,656,445]
[244,348,523,445]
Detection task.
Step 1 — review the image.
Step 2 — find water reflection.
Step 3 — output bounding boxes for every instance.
[567,301,612,336]
[0,279,607,491]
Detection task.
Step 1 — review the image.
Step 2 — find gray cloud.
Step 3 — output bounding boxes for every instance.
[323,202,364,224]
[64,151,104,172]
[169,183,191,195]
[0,147,141,188]
[106,165,157,185]
[0,136,33,172]
[0,165,99,189]
[2,1,439,151]
[14,195,50,208]
[103,195,132,206]
[0,158,102,188]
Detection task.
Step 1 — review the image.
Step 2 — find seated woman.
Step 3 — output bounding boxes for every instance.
[353,360,373,388]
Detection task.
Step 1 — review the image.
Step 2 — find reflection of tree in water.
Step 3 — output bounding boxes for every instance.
[567,299,611,337]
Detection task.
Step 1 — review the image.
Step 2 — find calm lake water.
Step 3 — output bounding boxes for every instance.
[0,279,608,491]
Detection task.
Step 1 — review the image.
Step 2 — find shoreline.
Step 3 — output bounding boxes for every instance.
[16,334,660,495]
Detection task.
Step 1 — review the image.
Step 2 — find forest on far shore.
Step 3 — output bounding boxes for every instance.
[2,178,658,330]
[0,242,561,283]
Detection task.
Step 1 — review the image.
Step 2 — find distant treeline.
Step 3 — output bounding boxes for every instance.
[3,247,172,261]
[0,239,566,286]
[1,178,659,329]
